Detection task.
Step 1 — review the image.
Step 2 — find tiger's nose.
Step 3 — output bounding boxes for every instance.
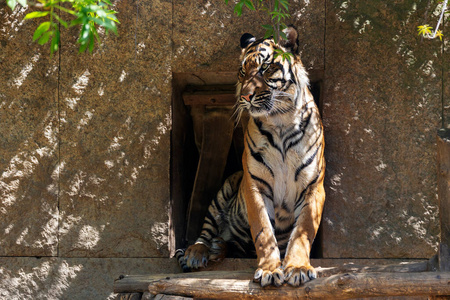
[241,94,252,102]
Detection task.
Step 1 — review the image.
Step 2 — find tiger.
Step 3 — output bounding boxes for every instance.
[176,25,325,287]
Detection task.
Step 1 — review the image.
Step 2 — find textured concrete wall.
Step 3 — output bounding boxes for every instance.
[0,0,444,299]
[322,0,442,258]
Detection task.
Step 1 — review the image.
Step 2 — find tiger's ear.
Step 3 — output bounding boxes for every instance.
[279,25,299,54]
[240,33,256,48]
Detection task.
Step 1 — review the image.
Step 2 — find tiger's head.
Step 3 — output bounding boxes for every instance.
[236,26,308,121]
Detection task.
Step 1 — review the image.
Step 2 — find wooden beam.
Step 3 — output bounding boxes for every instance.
[185,107,235,244]
[114,259,430,295]
[182,85,236,106]
[141,272,450,299]
[437,128,450,271]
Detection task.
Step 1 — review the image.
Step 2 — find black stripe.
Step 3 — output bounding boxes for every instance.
[294,173,320,212]
[200,227,216,239]
[213,192,223,209]
[283,129,304,152]
[254,228,264,244]
[275,224,294,235]
[204,217,216,227]
[276,214,292,222]
[246,139,274,177]
[230,221,250,241]
[249,172,273,200]
[306,124,323,154]
[281,201,291,212]
[285,113,313,152]
[247,131,257,148]
[294,144,321,181]
[254,119,284,158]
[205,210,219,230]
[233,210,248,230]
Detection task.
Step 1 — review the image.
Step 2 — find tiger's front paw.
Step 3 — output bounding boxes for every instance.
[283,264,317,286]
[184,243,209,269]
[253,259,284,287]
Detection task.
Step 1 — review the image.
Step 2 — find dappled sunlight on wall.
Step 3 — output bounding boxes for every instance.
[322,0,441,258]
[1,0,176,297]
[0,259,83,299]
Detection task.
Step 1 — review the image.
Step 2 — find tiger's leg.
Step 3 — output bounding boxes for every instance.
[242,157,284,287]
[282,180,325,286]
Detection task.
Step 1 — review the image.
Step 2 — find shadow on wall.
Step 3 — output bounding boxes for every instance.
[0,1,174,298]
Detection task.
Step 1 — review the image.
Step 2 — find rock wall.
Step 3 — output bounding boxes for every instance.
[321,0,442,258]
[0,0,444,299]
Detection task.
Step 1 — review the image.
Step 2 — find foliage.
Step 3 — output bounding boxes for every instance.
[225,0,292,60]
[6,0,119,56]
[226,0,289,43]
[417,0,447,41]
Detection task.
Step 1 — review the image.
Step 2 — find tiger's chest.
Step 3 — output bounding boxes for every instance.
[246,119,315,209]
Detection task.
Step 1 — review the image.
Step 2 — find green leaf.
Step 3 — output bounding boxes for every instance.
[79,41,89,53]
[33,21,51,41]
[38,30,52,45]
[71,16,85,26]
[107,14,119,23]
[279,30,287,40]
[17,0,27,7]
[244,0,255,11]
[225,0,229,4]
[262,24,273,30]
[279,0,289,11]
[54,5,76,15]
[50,29,60,56]
[263,27,274,39]
[92,25,100,41]
[93,17,117,34]
[234,1,245,16]
[89,33,95,52]
[79,23,91,43]
[283,52,293,63]
[6,0,17,10]
[95,9,107,18]
[24,11,50,19]
[52,13,68,28]
[81,4,101,14]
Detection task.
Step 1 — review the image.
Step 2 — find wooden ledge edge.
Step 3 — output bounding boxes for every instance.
[143,272,450,299]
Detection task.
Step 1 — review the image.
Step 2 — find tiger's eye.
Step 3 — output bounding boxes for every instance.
[261,63,270,72]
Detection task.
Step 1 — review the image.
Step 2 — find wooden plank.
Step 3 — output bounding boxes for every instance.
[437,128,450,271]
[182,85,236,106]
[113,259,430,294]
[145,272,450,299]
[185,107,235,244]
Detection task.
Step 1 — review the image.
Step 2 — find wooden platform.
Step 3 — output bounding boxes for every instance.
[114,257,450,299]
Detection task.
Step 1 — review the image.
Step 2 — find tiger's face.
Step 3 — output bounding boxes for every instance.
[236,27,306,119]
